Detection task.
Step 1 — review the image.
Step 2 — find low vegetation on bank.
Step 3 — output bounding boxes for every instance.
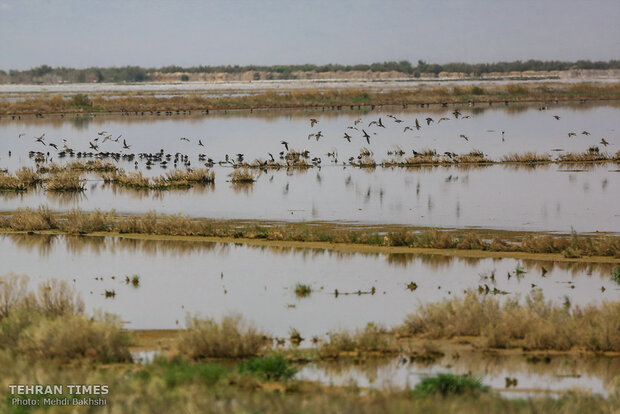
[1,208,619,257]
[2,82,620,115]
[0,274,130,362]
[400,290,620,351]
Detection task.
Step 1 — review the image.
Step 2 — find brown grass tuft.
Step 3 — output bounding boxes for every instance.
[401,290,620,351]
[177,314,269,359]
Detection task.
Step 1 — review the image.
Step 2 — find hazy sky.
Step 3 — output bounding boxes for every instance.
[1,0,619,71]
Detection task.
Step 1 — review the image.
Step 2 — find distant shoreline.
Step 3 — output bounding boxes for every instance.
[1,80,619,116]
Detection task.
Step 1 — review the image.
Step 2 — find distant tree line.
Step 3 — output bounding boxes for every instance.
[1,60,619,83]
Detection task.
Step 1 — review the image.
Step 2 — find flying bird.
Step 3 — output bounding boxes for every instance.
[198,140,204,147]
[425,117,433,125]
[414,119,421,130]
[180,137,190,142]
[600,138,609,147]
[280,140,289,151]
[553,115,560,120]
[343,133,352,142]
[459,134,469,141]
[310,118,318,127]
[362,129,371,144]
[123,139,131,149]
[581,131,590,136]
[568,132,576,138]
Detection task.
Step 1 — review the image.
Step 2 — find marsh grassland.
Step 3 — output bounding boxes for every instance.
[1,80,619,412]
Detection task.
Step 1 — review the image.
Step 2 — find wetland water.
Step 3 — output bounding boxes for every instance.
[1,234,616,335]
[1,103,619,232]
[297,353,619,397]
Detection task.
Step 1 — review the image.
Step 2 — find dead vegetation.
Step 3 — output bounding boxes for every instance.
[177,314,269,359]
[0,274,130,362]
[229,168,256,183]
[45,170,85,192]
[400,290,620,351]
[318,323,394,358]
[501,152,552,163]
[103,168,215,189]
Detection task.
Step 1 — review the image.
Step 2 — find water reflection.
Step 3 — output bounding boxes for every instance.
[297,352,620,396]
[0,234,617,334]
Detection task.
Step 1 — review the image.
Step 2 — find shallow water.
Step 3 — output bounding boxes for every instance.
[1,103,618,232]
[1,234,616,334]
[297,353,620,397]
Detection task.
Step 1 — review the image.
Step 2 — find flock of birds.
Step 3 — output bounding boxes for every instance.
[3,104,616,172]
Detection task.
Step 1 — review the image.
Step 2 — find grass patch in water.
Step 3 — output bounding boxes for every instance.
[412,373,489,397]
[237,355,297,381]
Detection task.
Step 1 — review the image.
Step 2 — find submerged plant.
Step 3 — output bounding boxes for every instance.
[294,283,312,298]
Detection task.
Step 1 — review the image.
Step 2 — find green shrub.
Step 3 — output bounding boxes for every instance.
[238,355,296,381]
[413,373,489,397]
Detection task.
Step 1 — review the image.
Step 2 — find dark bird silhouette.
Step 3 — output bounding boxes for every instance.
[354,118,361,125]
[48,143,58,150]
[97,130,107,135]
[198,140,204,146]
[123,139,131,149]
[281,140,289,151]
[414,118,421,130]
[315,131,323,140]
[425,117,433,125]
[541,267,548,277]
[438,117,450,123]
[600,138,609,147]
[459,134,469,141]
[378,117,385,128]
[452,109,461,118]
[343,133,352,142]
[310,118,318,127]
[568,132,576,138]
[553,115,560,120]
[403,126,413,132]
[362,129,371,144]
[180,137,190,142]
[582,131,590,136]
[89,141,99,151]
[268,153,275,162]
